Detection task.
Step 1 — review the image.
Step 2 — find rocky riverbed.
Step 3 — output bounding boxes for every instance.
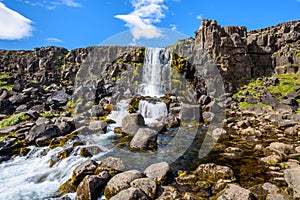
[0,19,300,199]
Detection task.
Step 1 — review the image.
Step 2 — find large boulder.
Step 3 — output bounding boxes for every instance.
[72,159,98,186]
[217,184,256,200]
[76,171,110,200]
[110,188,149,200]
[26,124,61,146]
[88,120,107,133]
[179,103,200,122]
[284,167,300,199]
[144,162,171,184]
[129,128,158,150]
[122,114,145,136]
[130,178,157,199]
[104,170,143,198]
[95,157,125,174]
[194,163,236,182]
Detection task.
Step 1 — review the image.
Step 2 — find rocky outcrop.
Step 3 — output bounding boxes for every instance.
[194,19,300,92]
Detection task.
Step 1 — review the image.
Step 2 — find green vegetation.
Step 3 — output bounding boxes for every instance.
[172,54,185,72]
[232,78,264,99]
[61,64,66,70]
[40,112,61,118]
[135,49,144,54]
[56,55,63,60]
[292,64,298,68]
[0,73,10,79]
[0,113,30,128]
[296,50,300,58]
[239,102,268,108]
[66,98,83,109]
[272,51,280,56]
[268,74,300,97]
[0,81,8,87]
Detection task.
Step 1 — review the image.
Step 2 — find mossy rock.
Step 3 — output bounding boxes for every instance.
[56,178,77,196]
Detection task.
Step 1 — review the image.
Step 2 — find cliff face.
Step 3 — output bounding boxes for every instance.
[195,19,300,92]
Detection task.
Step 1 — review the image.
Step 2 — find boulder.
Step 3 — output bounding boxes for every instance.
[264,142,293,157]
[79,146,102,157]
[273,103,293,114]
[88,120,107,133]
[104,170,143,198]
[284,167,300,199]
[144,162,171,184]
[90,105,105,117]
[130,178,157,199]
[194,163,236,182]
[95,156,125,174]
[48,90,70,105]
[72,159,98,185]
[110,188,149,200]
[129,128,158,150]
[217,184,256,200]
[122,114,145,136]
[211,128,228,142]
[26,124,61,146]
[76,171,110,200]
[156,186,181,200]
[179,103,200,122]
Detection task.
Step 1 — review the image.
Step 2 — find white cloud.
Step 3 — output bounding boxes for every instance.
[170,24,177,31]
[196,14,202,20]
[60,0,81,8]
[46,37,63,43]
[0,2,33,40]
[22,0,82,9]
[115,0,168,41]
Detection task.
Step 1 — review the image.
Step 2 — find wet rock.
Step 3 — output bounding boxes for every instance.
[180,103,200,122]
[72,159,98,185]
[95,156,125,174]
[222,147,243,159]
[129,128,158,151]
[144,162,171,184]
[156,186,181,200]
[88,120,107,133]
[55,121,71,136]
[76,171,110,200]
[284,167,300,199]
[104,170,143,198]
[79,146,102,157]
[26,124,61,146]
[194,163,236,182]
[130,178,157,199]
[110,187,149,200]
[57,178,77,196]
[202,112,215,123]
[183,192,203,200]
[217,184,256,200]
[162,114,180,128]
[0,99,15,115]
[198,95,211,105]
[122,114,145,136]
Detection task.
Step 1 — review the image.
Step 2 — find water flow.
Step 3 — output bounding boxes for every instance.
[138,48,172,97]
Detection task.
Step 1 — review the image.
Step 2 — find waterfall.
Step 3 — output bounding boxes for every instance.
[138,48,172,97]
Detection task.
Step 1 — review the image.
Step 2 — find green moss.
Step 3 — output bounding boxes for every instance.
[292,64,298,68]
[0,113,30,128]
[65,51,71,59]
[272,51,280,55]
[0,73,10,79]
[239,101,268,108]
[60,64,66,70]
[56,55,63,60]
[40,112,61,118]
[135,49,144,54]
[268,74,300,97]
[296,50,300,58]
[0,81,8,87]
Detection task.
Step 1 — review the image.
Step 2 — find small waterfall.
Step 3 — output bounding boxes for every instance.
[138,99,168,124]
[138,48,172,97]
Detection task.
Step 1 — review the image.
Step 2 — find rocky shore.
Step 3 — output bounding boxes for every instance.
[0,19,300,199]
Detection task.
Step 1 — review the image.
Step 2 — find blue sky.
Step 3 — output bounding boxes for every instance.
[0,0,299,50]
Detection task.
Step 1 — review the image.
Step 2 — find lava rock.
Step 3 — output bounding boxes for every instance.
[72,159,98,186]
[129,128,158,151]
[144,162,171,184]
[26,124,61,146]
[122,114,145,136]
[110,187,149,200]
[194,163,236,182]
[217,184,256,200]
[0,99,15,115]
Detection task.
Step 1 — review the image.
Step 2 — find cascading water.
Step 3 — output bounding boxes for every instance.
[137,48,172,123]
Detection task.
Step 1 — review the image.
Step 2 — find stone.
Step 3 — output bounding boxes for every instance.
[211,128,228,142]
[273,103,293,114]
[76,171,110,200]
[198,95,211,105]
[144,162,171,184]
[284,167,300,199]
[110,188,149,200]
[0,126,18,135]
[264,142,292,157]
[162,114,180,128]
[130,178,157,199]
[122,114,145,136]
[217,184,256,200]
[72,159,98,185]
[202,112,215,123]
[0,99,15,115]
[79,146,102,157]
[90,105,105,117]
[26,124,61,146]
[88,120,107,133]
[266,194,287,200]
[156,186,181,200]
[129,128,158,150]
[104,170,143,198]
[262,182,280,194]
[260,155,282,165]
[194,163,236,182]
[48,90,70,105]
[96,156,125,174]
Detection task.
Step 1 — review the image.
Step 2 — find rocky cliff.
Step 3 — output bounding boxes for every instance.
[195,19,300,92]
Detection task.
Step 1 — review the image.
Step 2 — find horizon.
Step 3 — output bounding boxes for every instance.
[0,0,299,50]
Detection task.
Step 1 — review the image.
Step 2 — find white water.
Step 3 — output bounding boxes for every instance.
[138,48,172,97]
[0,47,173,200]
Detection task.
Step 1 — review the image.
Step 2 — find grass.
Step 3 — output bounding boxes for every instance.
[268,74,300,97]
[232,78,263,99]
[239,101,268,108]
[0,113,30,128]
[0,73,10,79]
[40,112,61,118]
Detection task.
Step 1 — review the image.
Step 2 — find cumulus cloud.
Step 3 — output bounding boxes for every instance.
[115,0,168,41]
[0,2,33,40]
